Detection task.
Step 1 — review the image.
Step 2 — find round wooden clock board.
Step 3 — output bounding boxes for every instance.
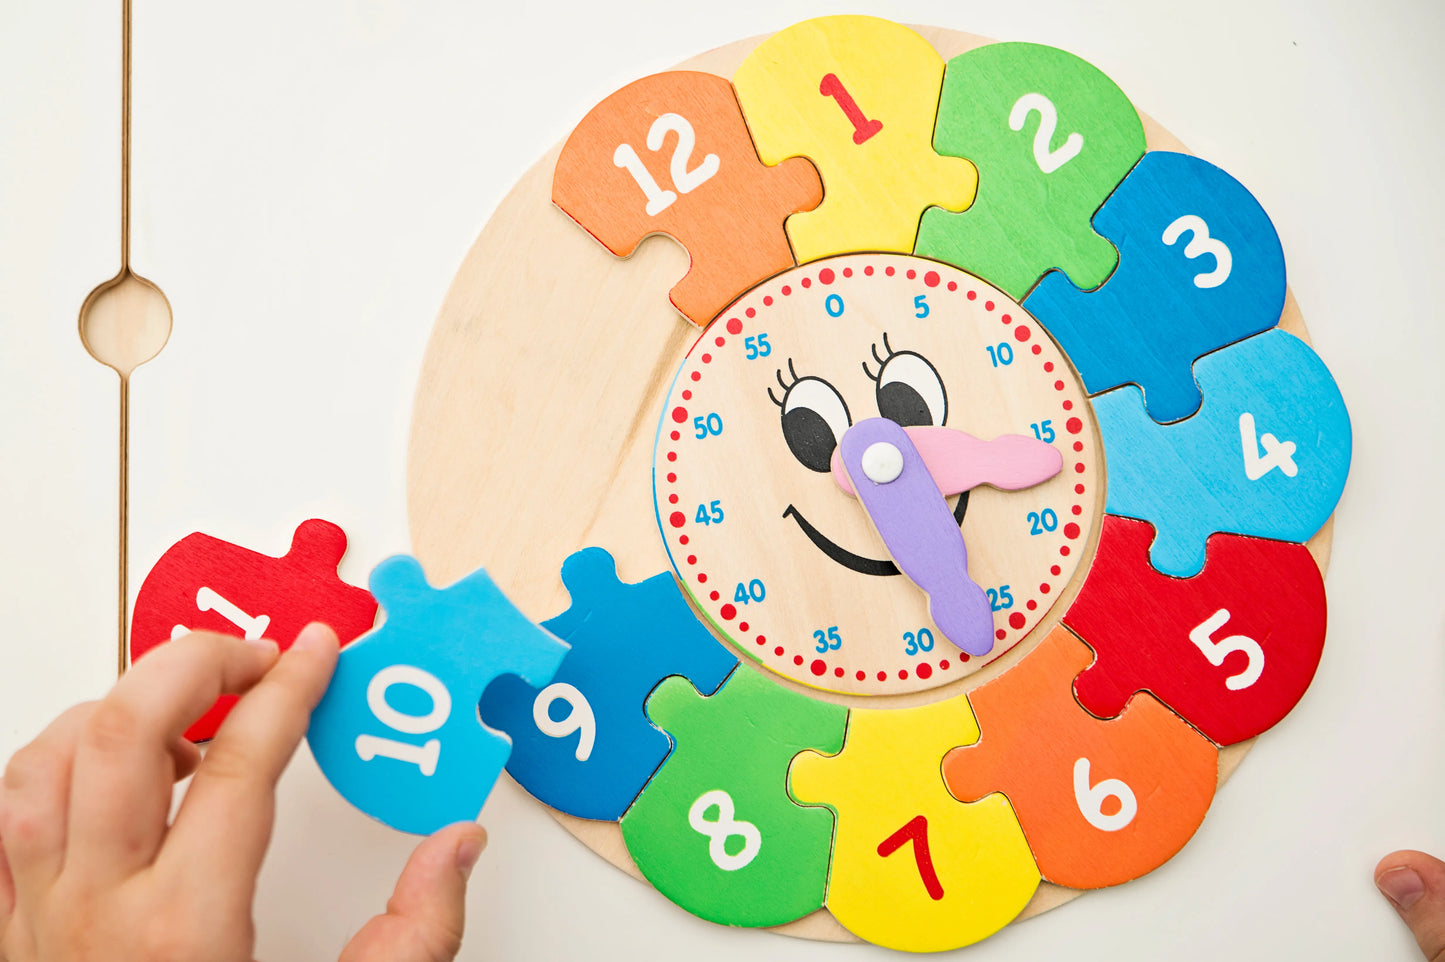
[407,23,1335,944]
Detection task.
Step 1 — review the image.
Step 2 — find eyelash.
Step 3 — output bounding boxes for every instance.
[861,332,898,382]
[767,358,803,407]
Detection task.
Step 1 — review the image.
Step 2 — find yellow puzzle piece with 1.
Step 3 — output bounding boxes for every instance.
[733,15,977,261]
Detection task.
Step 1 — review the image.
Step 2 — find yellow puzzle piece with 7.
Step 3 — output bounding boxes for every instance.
[790,695,1039,952]
[733,15,976,262]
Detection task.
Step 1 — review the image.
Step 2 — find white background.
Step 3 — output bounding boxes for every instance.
[2,0,1443,958]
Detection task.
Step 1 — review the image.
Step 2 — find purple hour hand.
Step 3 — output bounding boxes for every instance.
[837,417,995,656]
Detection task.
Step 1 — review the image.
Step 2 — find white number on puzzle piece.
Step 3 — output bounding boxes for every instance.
[614,113,721,217]
[1189,609,1264,691]
[1162,214,1232,288]
[532,682,597,762]
[1072,757,1138,832]
[689,789,762,871]
[1239,412,1298,480]
[1009,93,1084,174]
[170,585,271,641]
[352,664,452,777]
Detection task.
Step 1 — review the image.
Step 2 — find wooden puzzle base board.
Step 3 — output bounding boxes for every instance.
[408,25,1332,944]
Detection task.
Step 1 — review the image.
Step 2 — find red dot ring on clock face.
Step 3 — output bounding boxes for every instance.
[652,253,1102,696]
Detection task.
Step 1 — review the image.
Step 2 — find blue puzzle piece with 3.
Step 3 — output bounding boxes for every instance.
[1095,328,1351,577]
[1025,150,1286,423]
[307,555,569,835]
[478,547,738,821]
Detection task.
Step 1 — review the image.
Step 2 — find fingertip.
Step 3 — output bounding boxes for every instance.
[293,622,340,654]
[452,824,487,878]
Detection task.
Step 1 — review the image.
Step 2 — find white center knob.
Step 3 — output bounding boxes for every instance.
[861,441,904,484]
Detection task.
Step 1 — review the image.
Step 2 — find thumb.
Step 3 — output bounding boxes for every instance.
[339,822,487,962]
[1377,850,1445,961]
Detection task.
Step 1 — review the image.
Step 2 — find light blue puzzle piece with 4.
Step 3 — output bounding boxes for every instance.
[478,547,738,821]
[1095,329,1350,577]
[1026,150,1286,423]
[307,555,569,835]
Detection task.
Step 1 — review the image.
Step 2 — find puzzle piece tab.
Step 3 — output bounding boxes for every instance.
[1093,328,1351,577]
[307,556,568,835]
[791,697,1038,952]
[916,41,1145,299]
[131,519,377,741]
[1063,514,1327,746]
[478,548,738,821]
[553,70,822,325]
[733,15,976,261]
[944,627,1217,888]
[1025,150,1286,423]
[619,667,845,927]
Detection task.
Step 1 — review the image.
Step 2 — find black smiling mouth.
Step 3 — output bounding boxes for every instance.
[782,492,970,577]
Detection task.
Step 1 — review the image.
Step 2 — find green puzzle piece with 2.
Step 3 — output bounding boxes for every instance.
[916,42,1145,298]
[619,667,847,928]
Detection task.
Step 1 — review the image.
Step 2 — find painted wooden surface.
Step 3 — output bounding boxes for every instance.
[7,3,1436,960]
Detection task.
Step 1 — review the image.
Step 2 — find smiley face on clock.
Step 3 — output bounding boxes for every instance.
[652,253,1102,696]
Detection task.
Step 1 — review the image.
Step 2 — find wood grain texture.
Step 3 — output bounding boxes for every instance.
[553,70,821,326]
[408,24,1333,943]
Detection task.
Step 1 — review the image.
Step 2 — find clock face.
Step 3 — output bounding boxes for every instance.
[652,253,1102,696]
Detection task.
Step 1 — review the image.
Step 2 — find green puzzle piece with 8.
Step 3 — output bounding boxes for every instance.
[619,667,847,928]
[916,42,1145,299]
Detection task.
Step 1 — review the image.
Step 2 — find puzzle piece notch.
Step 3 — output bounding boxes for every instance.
[944,627,1217,888]
[307,556,569,835]
[130,519,378,741]
[733,14,977,262]
[618,668,846,928]
[790,696,1039,952]
[916,41,1146,299]
[478,547,738,822]
[553,70,822,326]
[1025,150,1287,423]
[1063,514,1327,746]
[1094,328,1351,578]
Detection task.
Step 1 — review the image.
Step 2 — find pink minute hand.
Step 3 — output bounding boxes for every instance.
[831,426,1062,497]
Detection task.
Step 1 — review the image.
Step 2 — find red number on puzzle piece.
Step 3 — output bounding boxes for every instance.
[818,73,883,144]
[1062,515,1326,746]
[130,519,378,741]
[878,815,944,900]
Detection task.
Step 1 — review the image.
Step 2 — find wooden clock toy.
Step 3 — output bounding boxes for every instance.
[130,14,1352,953]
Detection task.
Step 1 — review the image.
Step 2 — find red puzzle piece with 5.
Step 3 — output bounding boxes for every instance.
[131,519,378,741]
[1063,515,1326,746]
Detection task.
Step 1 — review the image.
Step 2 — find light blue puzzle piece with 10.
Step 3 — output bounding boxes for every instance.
[1095,329,1351,578]
[1026,150,1287,424]
[307,555,569,835]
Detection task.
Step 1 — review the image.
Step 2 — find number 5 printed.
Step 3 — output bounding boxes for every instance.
[1189,608,1264,690]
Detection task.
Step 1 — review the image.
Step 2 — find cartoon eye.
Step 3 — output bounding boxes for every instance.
[864,335,947,427]
[769,361,852,473]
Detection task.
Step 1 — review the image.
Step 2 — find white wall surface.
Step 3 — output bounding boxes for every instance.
[2,1,1442,959]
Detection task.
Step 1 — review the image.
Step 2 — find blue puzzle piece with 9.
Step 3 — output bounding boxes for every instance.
[1025,150,1286,423]
[1095,328,1351,578]
[307,555,569,835]
[479,547,738,821]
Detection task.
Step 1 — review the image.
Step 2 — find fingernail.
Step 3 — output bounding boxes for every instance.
[245,637,280,655]
[456,832,486,878]
[1378,866,1426,911]
[293,622,337,652]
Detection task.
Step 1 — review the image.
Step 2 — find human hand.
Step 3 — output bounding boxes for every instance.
[0,623,486,962]
[1377,850,1445,960]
